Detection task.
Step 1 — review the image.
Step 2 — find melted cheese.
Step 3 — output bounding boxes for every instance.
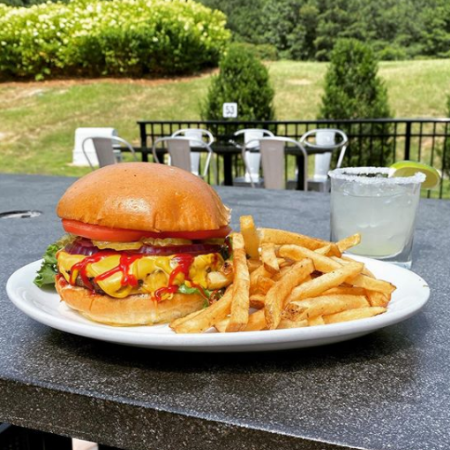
[57,251,223,299]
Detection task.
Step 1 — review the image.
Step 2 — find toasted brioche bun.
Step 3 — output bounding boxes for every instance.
[57,163,230,232]
[56,277,205,326]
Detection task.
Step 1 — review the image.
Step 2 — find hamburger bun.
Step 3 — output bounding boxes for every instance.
[57,162,231,232]
[56,277,205,326]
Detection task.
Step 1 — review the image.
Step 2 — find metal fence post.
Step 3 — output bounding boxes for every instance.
[404,122,412,160]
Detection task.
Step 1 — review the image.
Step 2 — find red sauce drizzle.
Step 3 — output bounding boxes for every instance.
[155,254,194,301]
[67,251,201,302]
[69,251,117,290]
[95,254,143,287]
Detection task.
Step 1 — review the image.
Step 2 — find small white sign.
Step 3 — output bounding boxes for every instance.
[223,102,238,118]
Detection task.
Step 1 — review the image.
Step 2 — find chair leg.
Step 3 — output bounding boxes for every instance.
[0,425,73,450]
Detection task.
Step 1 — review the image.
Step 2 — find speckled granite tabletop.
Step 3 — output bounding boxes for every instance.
[0,173,449,450]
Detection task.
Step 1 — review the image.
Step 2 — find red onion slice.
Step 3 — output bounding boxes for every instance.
[64,241,221,257]
[136,243,221,256]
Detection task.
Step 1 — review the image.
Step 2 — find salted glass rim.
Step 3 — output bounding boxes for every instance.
[328,167,426,185]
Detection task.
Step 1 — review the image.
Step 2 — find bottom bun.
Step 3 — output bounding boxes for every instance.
[56,277,205,326]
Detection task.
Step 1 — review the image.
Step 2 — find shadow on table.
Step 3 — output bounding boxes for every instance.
[46,312,429,375]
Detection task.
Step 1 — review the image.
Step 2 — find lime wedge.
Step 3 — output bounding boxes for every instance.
[389,161,440,189]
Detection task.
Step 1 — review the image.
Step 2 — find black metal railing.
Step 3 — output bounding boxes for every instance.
[137,118,450,199]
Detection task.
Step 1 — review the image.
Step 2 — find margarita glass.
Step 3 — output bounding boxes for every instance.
[329,167,425,268]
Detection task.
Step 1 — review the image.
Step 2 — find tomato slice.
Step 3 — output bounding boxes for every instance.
[62,219,231,242]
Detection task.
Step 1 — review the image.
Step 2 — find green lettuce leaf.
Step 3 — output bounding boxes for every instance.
[177,284,226,308]
[34,235,74,288]
[178,283,212,298]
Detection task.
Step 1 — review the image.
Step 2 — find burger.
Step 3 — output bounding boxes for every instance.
[35,163,233,326]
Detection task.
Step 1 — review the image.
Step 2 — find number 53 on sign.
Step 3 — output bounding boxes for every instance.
[223,103,238,118]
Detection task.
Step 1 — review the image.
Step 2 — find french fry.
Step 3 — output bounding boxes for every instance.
[329,243,342,257]
[277,317,308,329]
[265,259,314,330]
[169,309,204,329]
[350,274,396,296]
[278,258,293,268]
[215,310,268,332]
[247,259,262,273]
[261,243,280,274]
[315,244,331,255]
[336,233,361,252]
[331,256,375,278]
[366,290,390,307]
[240,215,260,260]
[249,294,266,309]
[323,307,386,324]
[308,316,325,326]
[226,233,250,332]
[285,295,369,321]
[207,271,233,289]
[258,228,329,251]
[286,262,364,303]
[280,246,395,296]
[174,218,394,334]
[250,264,273,292]
[279,245,337,272]
[244,309,267,331]
[214,317,230,333]
[272,265,293,281]
[322,286,367,296]
[251,275,275,295]
[171,287,233,333]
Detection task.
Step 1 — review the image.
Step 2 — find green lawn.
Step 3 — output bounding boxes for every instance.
[0,59,449,178]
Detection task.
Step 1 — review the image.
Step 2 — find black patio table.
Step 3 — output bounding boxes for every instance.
[1,173,450,450]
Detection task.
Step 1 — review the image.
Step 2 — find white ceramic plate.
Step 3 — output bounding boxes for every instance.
[6,257,430,352]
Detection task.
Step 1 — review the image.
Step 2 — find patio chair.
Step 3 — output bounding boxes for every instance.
[288,129,348,192]
[231,128,274,186]
[81,136,137,170]
[171,128,215,176]
[152,136,216,182]
[242,137,308,190]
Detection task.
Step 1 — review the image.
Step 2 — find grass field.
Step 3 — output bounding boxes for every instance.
[0,59,449,179]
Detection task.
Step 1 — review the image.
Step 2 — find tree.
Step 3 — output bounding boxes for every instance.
[314,0,364,61]
[201,44,275,121]
[319,39,392,166]
[261,0,303,58]
[197,0,266,45]
[419,0,450,58]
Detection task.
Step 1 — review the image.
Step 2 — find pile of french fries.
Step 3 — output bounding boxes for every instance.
[170,216,396,334]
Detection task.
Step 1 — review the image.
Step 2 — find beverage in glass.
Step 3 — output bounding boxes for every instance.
[329,167,425,268]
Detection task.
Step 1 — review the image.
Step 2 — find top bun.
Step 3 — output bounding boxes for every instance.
[57,163,231,232]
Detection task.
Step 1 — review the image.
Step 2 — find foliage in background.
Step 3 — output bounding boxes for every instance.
[197,0,450,61]
[319,39,392,166]
[238,43,279,61]
[5,0,448,63]
[0,0,230,80]
[201,44,275,121]
[191,0,266,45]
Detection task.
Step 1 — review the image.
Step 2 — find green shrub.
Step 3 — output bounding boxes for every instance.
[0,0,230,80]
[238,43,279,61]
[375,43,409,61]
[201,43,275,121]
[319,39,392,166]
